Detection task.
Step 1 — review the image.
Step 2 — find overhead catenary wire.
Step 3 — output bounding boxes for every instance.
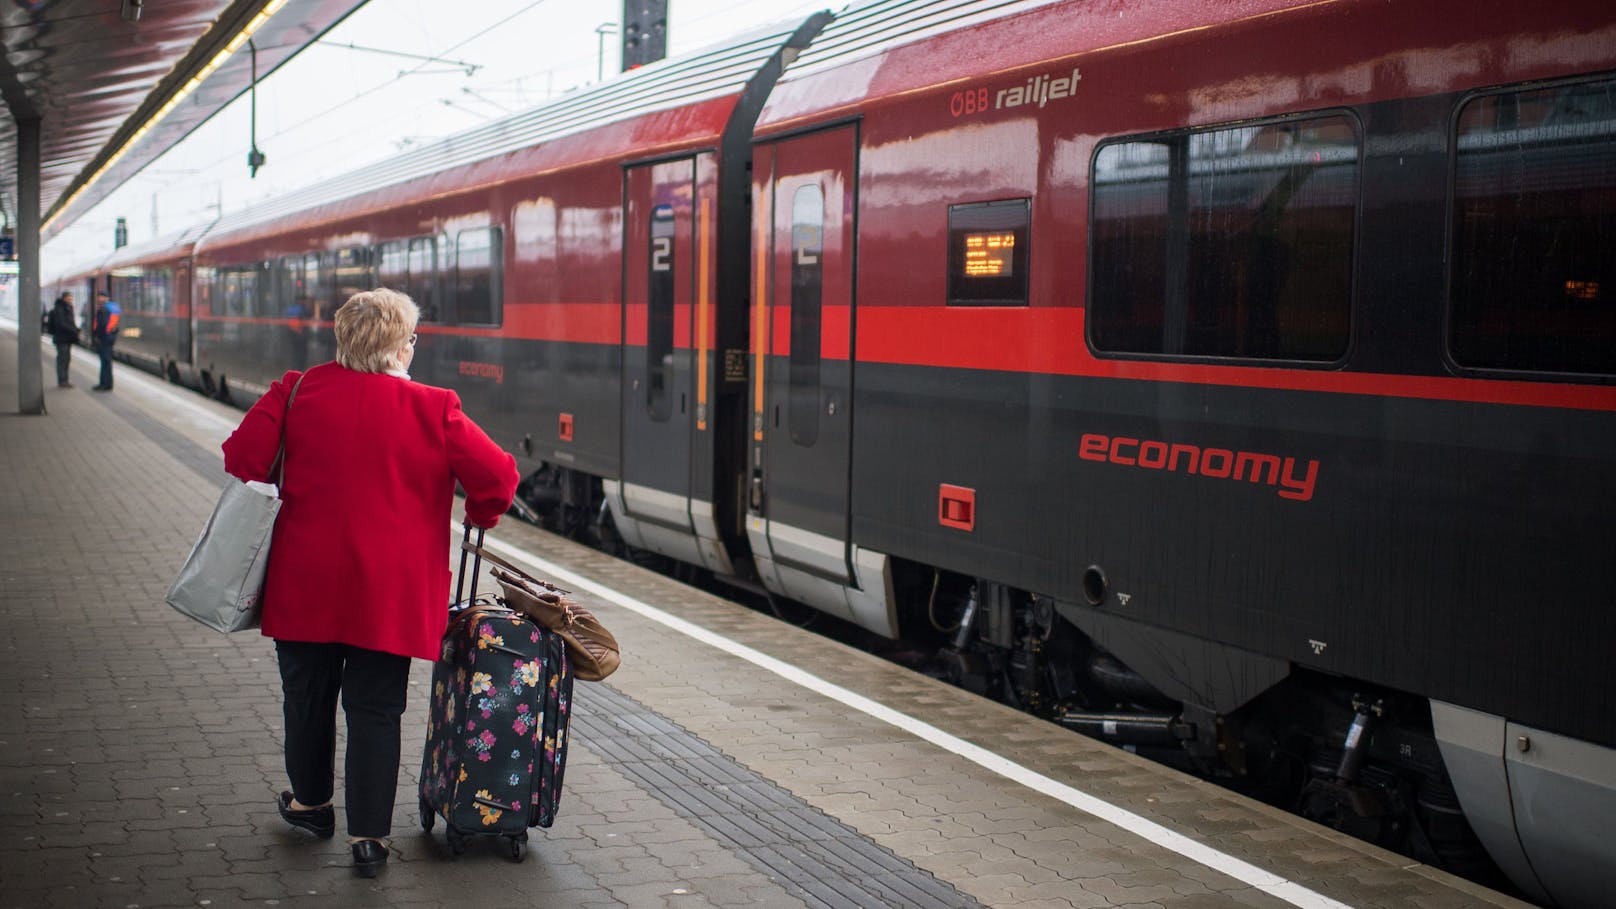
[171,0,562,180]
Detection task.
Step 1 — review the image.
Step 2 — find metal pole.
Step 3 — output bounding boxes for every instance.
[595,23,617,83]
[16,114,43,415]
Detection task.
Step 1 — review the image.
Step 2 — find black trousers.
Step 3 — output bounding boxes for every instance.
[95,338,114,388]
[275,640,412,838]
[54,342,71,384]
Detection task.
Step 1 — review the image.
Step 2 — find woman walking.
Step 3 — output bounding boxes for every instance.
[222,289,518,876]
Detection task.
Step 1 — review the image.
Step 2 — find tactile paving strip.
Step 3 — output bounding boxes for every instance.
[574,682,989,909]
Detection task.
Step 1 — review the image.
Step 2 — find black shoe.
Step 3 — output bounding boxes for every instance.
[277,791,335,839]
[57,382,73,388]
[91,385,111,391]
[352,839,388,877]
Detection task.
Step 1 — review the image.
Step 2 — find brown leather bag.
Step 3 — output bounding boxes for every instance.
[489,564,621,682]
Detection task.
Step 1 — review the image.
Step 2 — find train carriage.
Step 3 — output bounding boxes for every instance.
[99,224,208,385]
[184,15,831,573]
[748,2,1615,906]
[50,225,208,387]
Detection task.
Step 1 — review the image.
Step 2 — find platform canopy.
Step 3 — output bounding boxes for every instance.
[0,0,368,241]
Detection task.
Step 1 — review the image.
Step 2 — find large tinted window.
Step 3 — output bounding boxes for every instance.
[331,246,372,308]
[646,205,675,421]
[377,240,408,296]
[301,254,323,320]
[111,271,141,312]
[454,227,502,326]
[275,257,304,319]
[1450,79,1616,376]
[148,267,172,314]
[789,185,824,446]
[220,266,257,316]
[407,237,439,321]
[1090,115,1358,361]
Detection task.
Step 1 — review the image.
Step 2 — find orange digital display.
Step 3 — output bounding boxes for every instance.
[963,231,1016,277]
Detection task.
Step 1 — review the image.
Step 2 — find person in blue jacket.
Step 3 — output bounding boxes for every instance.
[91,291,121,391]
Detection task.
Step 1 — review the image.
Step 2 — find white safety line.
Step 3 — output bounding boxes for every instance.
[475,532,1356,909]
[8,325,242,434]
[110,363,242,433]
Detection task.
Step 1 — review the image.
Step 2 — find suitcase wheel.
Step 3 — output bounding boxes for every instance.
[419,798,435,833]
[446,826,467,857]
[508,835,526,863]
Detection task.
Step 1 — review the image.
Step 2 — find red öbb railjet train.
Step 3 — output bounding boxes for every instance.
[52,2,1616,904]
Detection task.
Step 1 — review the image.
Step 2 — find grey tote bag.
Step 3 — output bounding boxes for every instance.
[164,374,304,633]
[165,479,283,632]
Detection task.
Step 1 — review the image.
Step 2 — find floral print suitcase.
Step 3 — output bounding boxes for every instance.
[419,601,572,861]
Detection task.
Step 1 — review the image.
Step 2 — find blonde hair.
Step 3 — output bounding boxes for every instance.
[333,289,418,373]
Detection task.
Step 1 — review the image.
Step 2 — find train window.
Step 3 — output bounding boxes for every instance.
[1449,79,1616,376]
[258,261,277,317]
[948,198,1029,306]
[646,205,675,422]
[332,246,373,307]
[149,267,171,314]
[275,257,305,320]
[408,237,439,322]
[195,266,214,315]
[111,271,139,313]
[454,227,503,326]
[301,254,323,321]
[789,184,824,446]
[1089,114,1358,361]
[221,266,257,317]
[377,240,408,298]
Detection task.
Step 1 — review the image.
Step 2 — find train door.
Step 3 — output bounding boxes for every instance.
[750,126,860,616]
[618,158,698,550]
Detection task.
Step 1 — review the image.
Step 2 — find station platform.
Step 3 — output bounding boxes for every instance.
[0,326,1537,909]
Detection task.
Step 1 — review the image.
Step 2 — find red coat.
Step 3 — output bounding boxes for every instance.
[222,364,518,660]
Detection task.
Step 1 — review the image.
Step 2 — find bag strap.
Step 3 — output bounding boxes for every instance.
[459,535,571,597]
[267,372,308,487]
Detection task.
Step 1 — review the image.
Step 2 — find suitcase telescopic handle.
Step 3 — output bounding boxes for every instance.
[454,521,486,607]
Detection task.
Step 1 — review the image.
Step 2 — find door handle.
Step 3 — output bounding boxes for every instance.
[938,484,976,532]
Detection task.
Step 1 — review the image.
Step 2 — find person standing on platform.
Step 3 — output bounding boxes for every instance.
[221,288,518,877]
[90,291,120,391]
[45,292,80,388]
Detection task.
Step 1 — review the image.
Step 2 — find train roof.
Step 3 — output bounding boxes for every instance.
[760,0,1616,135]
[759,0,1403,134]
[198,15,827,248]
[103,221,216,269]
[758,0,1060,131]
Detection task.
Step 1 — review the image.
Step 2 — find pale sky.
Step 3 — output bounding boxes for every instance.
[43,0,828,273]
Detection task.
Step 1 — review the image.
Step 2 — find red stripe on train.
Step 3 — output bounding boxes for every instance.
[852,305,1616,412]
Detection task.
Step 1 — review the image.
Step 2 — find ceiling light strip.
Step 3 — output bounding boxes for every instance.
[42,0,291,232]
